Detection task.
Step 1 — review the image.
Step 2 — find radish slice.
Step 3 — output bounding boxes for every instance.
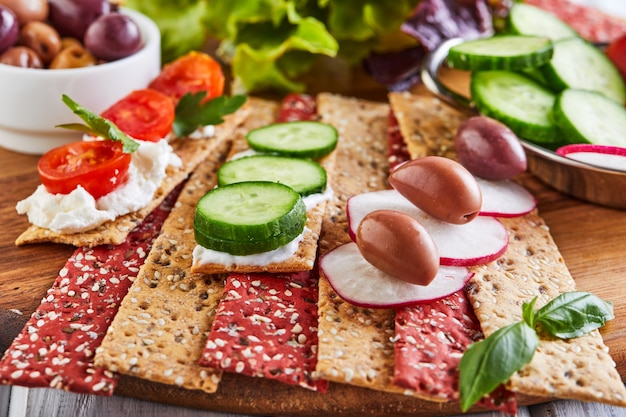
[475,177,536,217]
[320,242,473,308]
[556,144,626,172]
[346,190,508,266]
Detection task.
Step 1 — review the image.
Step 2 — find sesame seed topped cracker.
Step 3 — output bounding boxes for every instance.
[95,98,279,394]
[200,271,327,392]
[0,182,182,395]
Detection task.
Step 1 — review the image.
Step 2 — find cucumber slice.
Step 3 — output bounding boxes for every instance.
[218,155,327,196]
[541,37,626,103]
[470,70,560,145]
[447,35,553,71]
[553,89,626,148]
[194,181,307,255]
[508,3,578,41]
[246,121,338,159]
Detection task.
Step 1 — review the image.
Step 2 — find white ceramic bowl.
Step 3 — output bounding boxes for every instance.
[0,8,161,155]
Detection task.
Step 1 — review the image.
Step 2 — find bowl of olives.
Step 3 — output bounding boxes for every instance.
[0,0,161,154]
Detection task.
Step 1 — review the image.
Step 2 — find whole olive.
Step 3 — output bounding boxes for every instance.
[19,21,61,64]
[0,4,18,54]
[59,36,81,50]
[356,210,440,286]
[455,116,527,180]
[0,0,48,24]
[49,44,96,69]
[84,12,142,61]
[389,156,483,225]
[0,45,42,67]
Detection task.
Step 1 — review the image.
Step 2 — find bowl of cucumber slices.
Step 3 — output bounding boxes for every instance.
[421,3,626,210]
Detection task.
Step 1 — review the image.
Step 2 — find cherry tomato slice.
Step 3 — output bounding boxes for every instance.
[149,51,225,104]
[101,89,175,142]
[38,140,132,199]
[606,33,626,83]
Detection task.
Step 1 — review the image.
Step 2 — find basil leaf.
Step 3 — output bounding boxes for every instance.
[173,92,247,138]
[534,291,614,339]
[459,322,539,412]
[58,95,139,153]
[522,296,538,329]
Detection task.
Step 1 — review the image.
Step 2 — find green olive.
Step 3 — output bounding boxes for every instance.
[49,44,96,69]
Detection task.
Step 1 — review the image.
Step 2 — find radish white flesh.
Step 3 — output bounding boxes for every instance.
[475,177,536,217]
[347,190,508,266]
[320,242,473,308]
[556,144,626,172]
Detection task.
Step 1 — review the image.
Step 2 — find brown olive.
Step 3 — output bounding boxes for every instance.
[0,0,48,24]
[455,116,527,180]
[19,21,61,65]
[389,156,482,225]
[356,210,439,286]
[49,44,96,69]
[0,45,42,68]
[59,36,81,51]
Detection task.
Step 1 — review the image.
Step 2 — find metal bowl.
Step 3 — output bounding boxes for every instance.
[421,38,626,210]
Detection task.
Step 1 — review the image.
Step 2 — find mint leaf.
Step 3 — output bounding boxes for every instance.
[57,95,139,153]
[534,292,614,339]
[459,322,539,412]
[173,92,247,138]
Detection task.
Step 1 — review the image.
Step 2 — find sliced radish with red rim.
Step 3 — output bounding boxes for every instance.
[556,144,626,172]
[346,190,509,267]
[319,242,473,308]
[475,177,536,217]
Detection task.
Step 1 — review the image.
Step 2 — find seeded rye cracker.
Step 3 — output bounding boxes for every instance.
[15,108,247,248]
[314,93,409,395]
[314,94,513,410]
[94,98,279,394]
[389,90,626,407]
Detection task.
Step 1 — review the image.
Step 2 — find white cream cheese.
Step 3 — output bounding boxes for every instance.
[16,139,181,234]
[192,186,334,267]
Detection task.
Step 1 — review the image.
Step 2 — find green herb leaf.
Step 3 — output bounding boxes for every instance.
[534,291,614,339]
[522,296,538,329]
[173,92,247,138]
[57,95,139,153]
[459,322,539,412]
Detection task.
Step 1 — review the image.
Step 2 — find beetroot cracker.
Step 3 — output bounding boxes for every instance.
[200,272,327,392]
[0,185,181,395]
[394,290,517,414]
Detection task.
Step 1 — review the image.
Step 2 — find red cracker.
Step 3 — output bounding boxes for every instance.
[393,289,517,414]
[200,272,328,392]
[0,185,181,395]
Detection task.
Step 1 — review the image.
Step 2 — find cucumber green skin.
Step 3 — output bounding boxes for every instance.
[553,89,626,148]
[470,70,561,145]
[194,182,306,243]
[246,121,338,160]
[508,3,578,41]
[194,211,306,255]
[447,35,554,71]
[541,37,626,104]
[217,154,327,196]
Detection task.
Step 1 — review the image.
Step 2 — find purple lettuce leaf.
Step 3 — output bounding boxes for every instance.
[364,0,497,91]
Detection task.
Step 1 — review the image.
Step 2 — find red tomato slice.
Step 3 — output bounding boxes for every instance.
[606,33,626,83]
[101,89,175,142]
[149,51,225,104]
[38,140,132,199]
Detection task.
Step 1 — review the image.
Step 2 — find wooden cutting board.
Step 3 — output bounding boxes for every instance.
[2,80,626,415]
